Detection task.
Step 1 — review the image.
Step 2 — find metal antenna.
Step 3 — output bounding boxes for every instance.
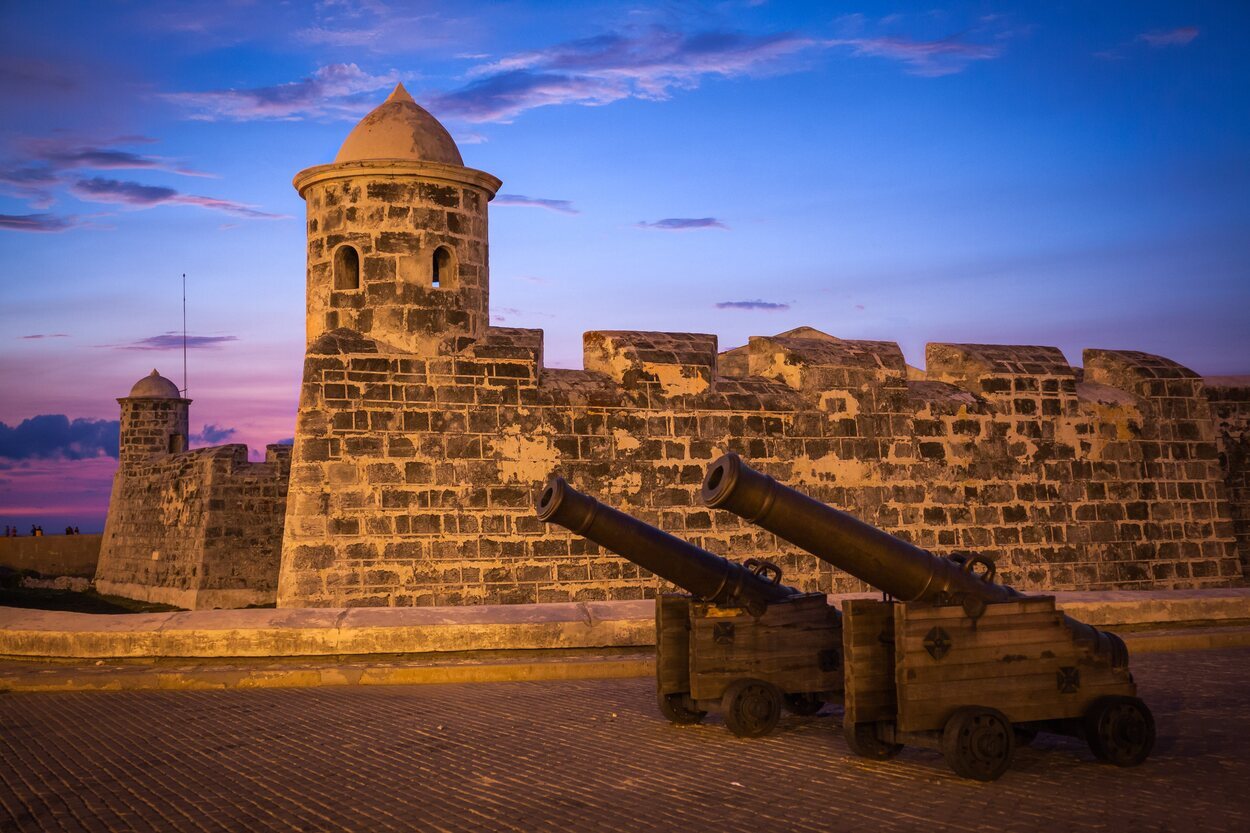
[182,272,188,397]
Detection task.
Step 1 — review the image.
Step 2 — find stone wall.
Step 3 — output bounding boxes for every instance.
[1206,377,1250,575]
[277,326,1243,608]
[0,535,101,578]
[96,444,291,609]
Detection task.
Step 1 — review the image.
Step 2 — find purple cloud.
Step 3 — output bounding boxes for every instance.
[14,137,213,178]
[0,415,119,461]
[0,213,82,233]
[117,333,239,351]
[1138,27,1199,47]
[494,194,578,214]
[827,35,1002,77]
[19,334,69,340]
[191,424,237,445]
[69,177,287,219]
[163,63,398,121]
[0,136,217,213]
[635,217,728,231]
[715,300,790,311]
[435,27,820,122]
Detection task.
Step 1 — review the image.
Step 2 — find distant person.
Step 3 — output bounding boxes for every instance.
[34,526,43,537]
[73,526,80,535]
[30,525,36,536]
[65,526,73,535]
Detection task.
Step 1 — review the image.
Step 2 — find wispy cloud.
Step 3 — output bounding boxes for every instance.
[19,333,69,340]
[1138,27,1199,47]
[13,136,214,178]
[827,34,1001,77]
[494,193,578,214]
[191,424,237,445]
[0,58,76,92]
[114,332,239,351]
[0,136,220,217]
[0,415,119,461]
[435,26,820,123]
[0,213,83,233]
[635,217,727,231]
[70,177,287,219]
[163,63,399,121]
[715,300,790,311]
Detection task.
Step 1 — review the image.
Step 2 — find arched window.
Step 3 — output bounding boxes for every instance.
[432,246,454,288]
[334,245,360,290]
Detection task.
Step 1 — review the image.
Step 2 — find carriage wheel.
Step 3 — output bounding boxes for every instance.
[941,706,1015,781]
[721,678,783,738]
[1085,696,1155,766]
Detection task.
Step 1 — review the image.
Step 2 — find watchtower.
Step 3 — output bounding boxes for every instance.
[117,369,189,470]
[292,84,501,354]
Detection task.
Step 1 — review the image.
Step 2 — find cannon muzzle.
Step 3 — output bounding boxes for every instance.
[701,453,1128,666]
[701,452,1013,605]
[537,474,800,613]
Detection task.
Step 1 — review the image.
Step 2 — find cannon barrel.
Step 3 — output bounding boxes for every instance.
[701,452,1016,604]
[701,453,1128,666]
[536,474,799,612]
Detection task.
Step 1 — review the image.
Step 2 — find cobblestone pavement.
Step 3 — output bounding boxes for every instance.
[2,648,1248,833]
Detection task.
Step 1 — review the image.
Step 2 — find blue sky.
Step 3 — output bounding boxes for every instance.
[1,0,1247,530]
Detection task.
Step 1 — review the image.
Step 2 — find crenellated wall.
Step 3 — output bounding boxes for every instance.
[96,444,291,609]
[277,325,1244,608]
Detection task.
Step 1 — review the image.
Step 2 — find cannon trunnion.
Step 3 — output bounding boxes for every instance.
[703,453,1155,781]
[537,474,843,737]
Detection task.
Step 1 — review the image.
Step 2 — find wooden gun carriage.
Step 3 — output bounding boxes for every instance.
[702,453,1155,781]
[536,475,842,737]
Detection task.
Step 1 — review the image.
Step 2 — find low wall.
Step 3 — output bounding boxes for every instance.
[3,588,1247,660]
[0,535,101,578]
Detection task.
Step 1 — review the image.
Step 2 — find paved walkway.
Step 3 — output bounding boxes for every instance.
[2,648,1248,832]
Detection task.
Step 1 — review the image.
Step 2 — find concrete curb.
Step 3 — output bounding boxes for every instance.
[2,588,1248,662]
[1,626,1247,694]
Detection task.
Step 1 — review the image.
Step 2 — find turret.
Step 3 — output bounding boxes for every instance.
[118,369,189,470]
[292,84,502,354]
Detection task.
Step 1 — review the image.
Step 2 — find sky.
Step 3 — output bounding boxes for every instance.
[1,0,1247,532]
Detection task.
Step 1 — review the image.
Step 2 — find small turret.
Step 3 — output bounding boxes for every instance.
[117,369,189,469]
[292,84,502,355]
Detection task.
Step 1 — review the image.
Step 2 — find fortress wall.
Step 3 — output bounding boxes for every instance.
[277,326,1243,608]
[1206,378,1250,574]
[95,444,291,609]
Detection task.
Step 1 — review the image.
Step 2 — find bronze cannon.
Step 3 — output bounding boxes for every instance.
[537,474,842,737]
[702,452,1154,780]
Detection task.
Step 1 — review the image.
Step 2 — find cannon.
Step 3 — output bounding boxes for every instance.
[702,452,1154,780]
[536,474,842,737]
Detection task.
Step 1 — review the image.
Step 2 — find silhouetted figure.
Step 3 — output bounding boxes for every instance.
[73,526,80,535]
[66,526,73,535]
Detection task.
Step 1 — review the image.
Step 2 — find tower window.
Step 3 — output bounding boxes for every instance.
[334,245,360,290]
[168,434,186,454]
[432,246,453,288]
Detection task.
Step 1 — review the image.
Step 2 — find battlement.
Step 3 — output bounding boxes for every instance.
[273,86,1244,610]
[97,428,291,610]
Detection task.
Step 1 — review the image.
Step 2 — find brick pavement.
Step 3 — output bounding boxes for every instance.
[2,648,1248,833]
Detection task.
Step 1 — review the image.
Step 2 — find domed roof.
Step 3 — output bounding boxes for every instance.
[334,83,463,166]
[128,369,181,399]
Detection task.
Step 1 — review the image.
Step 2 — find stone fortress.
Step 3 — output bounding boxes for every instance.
[95,84,1250,609]
[94,370,290,609]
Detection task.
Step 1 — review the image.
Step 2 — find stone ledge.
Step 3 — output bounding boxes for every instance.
[1,589,1248,660]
